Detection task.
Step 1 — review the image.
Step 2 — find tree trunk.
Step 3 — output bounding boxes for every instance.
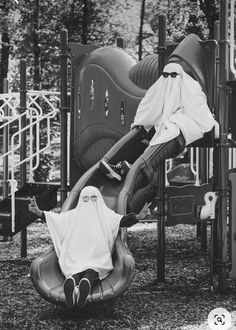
[0,30,10,93]
[82,0,88,44]
[138,0,146,61]
[33,0,41,90]
[0,0,10,93]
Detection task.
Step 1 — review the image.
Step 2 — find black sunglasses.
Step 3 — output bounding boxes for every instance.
[162,72,179,78]
[82,195,97,202]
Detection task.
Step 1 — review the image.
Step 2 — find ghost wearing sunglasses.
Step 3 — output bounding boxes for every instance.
[29,185,150,307]
[44,186,124,280]
[132,62,219,146]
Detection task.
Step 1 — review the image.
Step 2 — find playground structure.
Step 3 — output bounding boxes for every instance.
[1,0,236,307]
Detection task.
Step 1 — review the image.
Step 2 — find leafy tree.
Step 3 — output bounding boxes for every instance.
[197,0,219,39]
[0,0,18,92]
[11,0,62,90]
[60,0,106,44]
[185,1,208,40]
[138,0,146,60]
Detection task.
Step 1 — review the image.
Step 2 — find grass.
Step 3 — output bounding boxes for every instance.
[0,221,236,330]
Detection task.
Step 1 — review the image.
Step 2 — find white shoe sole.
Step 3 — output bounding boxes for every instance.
[76,278,91,308]
[99,160,122,181]
[64,277,76,308]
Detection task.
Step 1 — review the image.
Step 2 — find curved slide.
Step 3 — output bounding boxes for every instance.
[30,126,159,308]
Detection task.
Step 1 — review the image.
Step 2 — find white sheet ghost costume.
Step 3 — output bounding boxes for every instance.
[44,186,123,280]
[131,62,219,146]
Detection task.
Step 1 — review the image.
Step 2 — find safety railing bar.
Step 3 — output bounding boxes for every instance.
[39,94,60,112]
[0,92,19,99]
[190,147,200,186]
[4,108,57,142]
[13,144,50,169]
[28,108,41,181]
[26,94,59,118]
[32,117,52,172]
[0,100,18,112]
[27,90,60,96]
[230,0,236,77]
[4,110,56,170]
[0,98,20,111]
[27,96,43,115]
[0,90,61,233]
[0,111,36,160]
[165,159,173,186]
[0,109,4,117]
[0,91,60,99]
[0,108,56,161]
[32,120,41,174]
[0,111,26,130]
[0,114,19,121]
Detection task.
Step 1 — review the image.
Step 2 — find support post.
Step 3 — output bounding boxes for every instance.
[3,78,9,199]
[60,29,69,206]
[217,0,229,291]
[213,20,220,276]
[19,59,27,258]
[157,14,166,282]
[200,148,208,252]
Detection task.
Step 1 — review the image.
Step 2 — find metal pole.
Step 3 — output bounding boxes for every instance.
[60,29,68,206]
[217,0,229,291]
[200,148,208,252]
[19,59,27,258]
[213,19,220,277]
[158,14,167,77]
[157,14,166,282]
[3,78,9,199]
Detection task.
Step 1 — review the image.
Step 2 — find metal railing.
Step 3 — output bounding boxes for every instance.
[0,90,61,233]
[230,0,236,77]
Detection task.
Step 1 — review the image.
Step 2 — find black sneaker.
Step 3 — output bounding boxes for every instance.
[76,278,91,308]
[121,160,131,174]
[63,277,76,308]
[99,160,122,181]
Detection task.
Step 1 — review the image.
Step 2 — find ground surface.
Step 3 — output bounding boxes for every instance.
[0,222,236,330]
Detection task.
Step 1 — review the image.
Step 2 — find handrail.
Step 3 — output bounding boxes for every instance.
[230,0,236,77]
[9,109,58,231]
[0,90,61,234]
[190,147,200,186]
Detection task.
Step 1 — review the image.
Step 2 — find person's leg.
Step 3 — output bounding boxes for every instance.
[99,160,131,181]
[99,126,152,181]
[123,131,186,195]
[76,269,98,307]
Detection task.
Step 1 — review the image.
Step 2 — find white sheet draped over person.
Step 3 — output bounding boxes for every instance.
[28,185,151,308]
[44,186,123,281]
[131,62,219,146]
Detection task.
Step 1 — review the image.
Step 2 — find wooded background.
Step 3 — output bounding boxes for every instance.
[0,0,219,93]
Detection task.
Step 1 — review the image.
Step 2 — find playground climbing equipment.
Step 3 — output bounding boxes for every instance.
[2,0,236,309]
[0,66,61,244]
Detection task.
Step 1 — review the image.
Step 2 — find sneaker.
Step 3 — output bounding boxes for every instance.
[99,160,122,181]
[76,278,91,308]
[121,160,131,174]
[63,277,76,308]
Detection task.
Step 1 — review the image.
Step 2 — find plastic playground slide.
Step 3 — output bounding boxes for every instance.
[30,125,160,307]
